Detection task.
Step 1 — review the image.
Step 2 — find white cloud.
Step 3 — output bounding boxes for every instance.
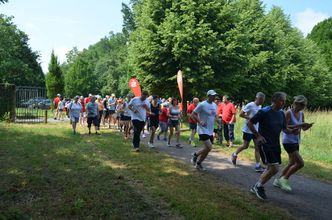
[54,46,71,64]
[295,8,329,36]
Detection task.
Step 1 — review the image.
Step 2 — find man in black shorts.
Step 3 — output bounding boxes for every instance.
[248,92,297,200]
[190,90,218,171]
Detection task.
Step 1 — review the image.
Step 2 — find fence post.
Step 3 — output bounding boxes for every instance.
[44,110,48,124]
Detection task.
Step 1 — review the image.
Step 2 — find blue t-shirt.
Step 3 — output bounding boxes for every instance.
[250,106,286,148]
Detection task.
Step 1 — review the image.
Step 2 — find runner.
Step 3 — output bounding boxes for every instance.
[128,91,151,152]
[96,95,104,130]
[53,94,61,120]
[187,97,199,147]
[148,95,161,148]
[68,96,82,134]
[167,97,182,148]
[190,90,219,171]
[157,102,169,141]
[86,96,99,135]
[57,97,65,121]
[273,95,313,192]
[116,98,125,132]
[248,92,297,200]
[108,94,117,129]
[102,95,110,127]
[231,92,266,172]
[120,94,133,139]
[79,96,86,127]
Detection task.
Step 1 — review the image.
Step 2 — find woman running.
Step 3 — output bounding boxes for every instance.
[273,95,313,192]
[168,97,182,148]
[148,96,161,148]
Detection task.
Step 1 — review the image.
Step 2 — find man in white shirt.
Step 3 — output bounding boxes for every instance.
[128,91,151,152]
[190,90,219,171]
[231,92,265,172]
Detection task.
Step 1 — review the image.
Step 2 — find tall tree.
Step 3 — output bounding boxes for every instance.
[0,15,45,87]
[307,18,332,71]
[45,51,64,98]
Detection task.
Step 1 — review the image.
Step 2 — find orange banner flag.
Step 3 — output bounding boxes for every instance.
[177,70,183,101]
[128,78,142,97]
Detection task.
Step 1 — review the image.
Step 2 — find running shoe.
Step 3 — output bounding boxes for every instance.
[255,165,265,173]
[141,133,146,138]
[167,143,172,147]
[231,153,237,165]
[175,144,183,148]
[148,142,155,148]
[273,178,281,188]
[195,163,206,171]
[191,153,198,165]
[250,185,267,200]
[279,177,292,192]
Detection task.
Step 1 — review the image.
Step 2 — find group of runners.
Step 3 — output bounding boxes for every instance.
[53,89,313,201]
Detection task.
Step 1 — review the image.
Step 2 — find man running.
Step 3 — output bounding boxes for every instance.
[248,92,297,200]
[231,92,265,172]
[128,91,151,152]
[191,90,218,171]
[187,97,199,147]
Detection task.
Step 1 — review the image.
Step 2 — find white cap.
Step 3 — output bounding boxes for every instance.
[207,90,217,96]
[57,93,61,96]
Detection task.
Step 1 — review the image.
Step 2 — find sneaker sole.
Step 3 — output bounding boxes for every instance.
[250,188,265,201]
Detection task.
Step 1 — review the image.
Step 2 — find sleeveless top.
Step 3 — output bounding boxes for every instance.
[282,110,303,144]
[169,105,181,121]
[150,103,160,120]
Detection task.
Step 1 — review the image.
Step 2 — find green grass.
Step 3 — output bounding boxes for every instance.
[0,122,293,219]
[181,110,332,183]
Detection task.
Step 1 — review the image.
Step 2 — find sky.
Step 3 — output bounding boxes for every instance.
[1,0,331,73]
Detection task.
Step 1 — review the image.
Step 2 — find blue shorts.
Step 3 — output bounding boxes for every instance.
[70,116,79,123]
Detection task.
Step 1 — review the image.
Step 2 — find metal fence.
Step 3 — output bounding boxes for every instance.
[15,86,49,123]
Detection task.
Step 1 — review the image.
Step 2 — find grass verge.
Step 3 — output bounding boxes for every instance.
[0,122,293,219]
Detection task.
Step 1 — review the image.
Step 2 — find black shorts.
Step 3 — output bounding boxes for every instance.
[189,123,197,130]
[199,134,214,143]
[168,119,180,128]
[120,115,131,121]
[149,119,159,128]
[109,110,116,115]
[87,116,98,127]
[103,109,109,117]
[259,144,281,165]
[243,132,256,142]
[283,143,299,154]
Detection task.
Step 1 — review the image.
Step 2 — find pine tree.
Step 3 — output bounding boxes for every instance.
[45,50,64,99]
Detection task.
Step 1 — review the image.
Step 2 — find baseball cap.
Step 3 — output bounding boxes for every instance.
[207,90,217,96]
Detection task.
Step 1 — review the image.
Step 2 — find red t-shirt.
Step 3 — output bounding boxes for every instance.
[80,100,86,112]
[53,97,60,107]
[221,102,236,124]
[187,103,197,124]
[159,107,168,122]
[217,103,224,117]
[84,97,90,104]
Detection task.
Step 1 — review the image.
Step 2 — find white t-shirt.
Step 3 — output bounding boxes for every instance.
[194,100,217,136]
[128,97,151,122]
[242,101,261,134]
